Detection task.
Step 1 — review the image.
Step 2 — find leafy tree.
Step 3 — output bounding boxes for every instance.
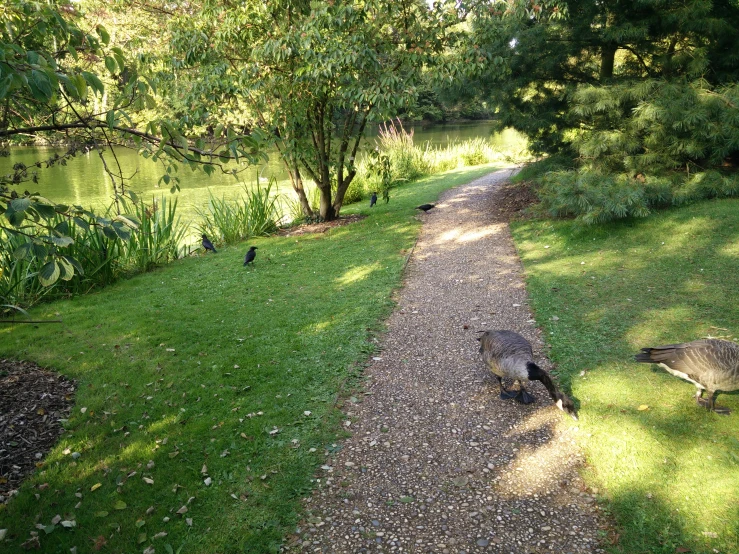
[0,0,264,287]
[164,0,464,220]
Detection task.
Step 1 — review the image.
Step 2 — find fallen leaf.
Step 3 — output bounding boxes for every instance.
[153,532,167,539]
[60,520,76,528]
[94,511,108,518]
[185,518,193,527]
[136,519,146,528]
[637,405,649,411]
[90,483,102,492]
[137,533,147,544]
[114,500,127,510]
[51,514,62,525]
[176,505,188,515]
[143,477,154,485]
[452,476,469,487]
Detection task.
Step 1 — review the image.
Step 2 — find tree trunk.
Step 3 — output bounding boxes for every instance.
[318,184,335,220]
[285,159,313,218]
[600,43,616,81]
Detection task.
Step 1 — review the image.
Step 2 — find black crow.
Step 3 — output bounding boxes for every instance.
[201,234,217,253]
[244,246,258,266]
[370,192,377,207]
[416,203,435,212]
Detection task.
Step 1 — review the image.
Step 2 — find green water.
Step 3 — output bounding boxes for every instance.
[1,122,519,231]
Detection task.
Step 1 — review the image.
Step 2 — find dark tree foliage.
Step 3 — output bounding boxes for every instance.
[459,0,739,222]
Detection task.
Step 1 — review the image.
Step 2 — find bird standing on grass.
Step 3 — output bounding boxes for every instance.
[478,330,578,420]
[370,192,377,207]
[201,234,217,253]
[244,246,258,266]
[416,203,435,212]
[635,339,739,414]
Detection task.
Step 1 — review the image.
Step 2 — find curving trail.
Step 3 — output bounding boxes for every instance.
[286,168,605,554]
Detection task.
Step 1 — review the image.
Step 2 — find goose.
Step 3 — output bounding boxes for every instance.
[415,203,435,212]
[635,339,739,414]
[478,330,578,420]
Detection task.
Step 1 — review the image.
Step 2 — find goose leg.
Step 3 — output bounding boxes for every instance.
[497,376,518,400]
[706,390,731,415]
[515,386,536,405]
[695,388,710,408]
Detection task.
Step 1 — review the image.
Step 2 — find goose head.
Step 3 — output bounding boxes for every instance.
[555,392,578,420]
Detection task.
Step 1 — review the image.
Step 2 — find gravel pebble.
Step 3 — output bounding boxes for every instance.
[283,169,606,553]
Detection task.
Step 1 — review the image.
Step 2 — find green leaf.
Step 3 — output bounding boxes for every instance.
[97,25,111,45]
[32,243,49,259]
[114,500,127,510]
[107,110,116,129]
[57,257,75,281]
[94,511,109,518]
[5,208,25,226]
[63,255,84,276]
[105,56,117,74]
[13,242,33,261]
[0,75,13,100]
[31,202,57,219]
[83,72,105,97]
[137,533,147,544]
[72,217,90,231]
[47,235,74,247]
[38,261,60,287]
[10,198,31,212]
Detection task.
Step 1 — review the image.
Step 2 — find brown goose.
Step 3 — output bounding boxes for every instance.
[478,330,578,420]
[635,339,739,414]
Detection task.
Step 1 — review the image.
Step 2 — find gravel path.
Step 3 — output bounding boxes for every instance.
[287,168,605,553]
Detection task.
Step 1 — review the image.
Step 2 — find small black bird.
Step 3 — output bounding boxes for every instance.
[370,192,377,207]
[201,234,217,253]
[244,246,258,266]
[416,203,435,212]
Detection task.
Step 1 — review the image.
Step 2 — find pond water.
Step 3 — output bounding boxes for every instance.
[1,122,521,235]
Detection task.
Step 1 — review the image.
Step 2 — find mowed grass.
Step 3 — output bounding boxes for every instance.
[511,199,739,554]
[0,164,504,554]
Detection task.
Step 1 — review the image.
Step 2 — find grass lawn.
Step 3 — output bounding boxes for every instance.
[511,199,739,554]
[0,164,504,554]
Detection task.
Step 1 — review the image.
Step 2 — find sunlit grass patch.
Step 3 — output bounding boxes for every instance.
[512,198,739,554]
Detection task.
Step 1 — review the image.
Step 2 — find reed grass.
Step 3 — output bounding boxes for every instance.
[196,178,281,245]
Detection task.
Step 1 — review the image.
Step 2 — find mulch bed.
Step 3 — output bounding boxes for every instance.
[0,359,76,503]
[492,179,540,221]
[277,214,365,236]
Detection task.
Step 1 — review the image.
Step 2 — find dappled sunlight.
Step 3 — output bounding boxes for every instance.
[624,305,705,348]
[335,263,381,287]
[436,223,504,245]
[147,414,180,434]
[490,409,583,498]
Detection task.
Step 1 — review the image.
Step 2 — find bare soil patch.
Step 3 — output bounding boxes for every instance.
[278,214,365,236]
[0,359,76,503]
[492,179,540,221]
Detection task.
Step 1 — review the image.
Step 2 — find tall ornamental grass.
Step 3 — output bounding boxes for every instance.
[0,196,187,310]
[348,122,531,203]
[196,178,281,245]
